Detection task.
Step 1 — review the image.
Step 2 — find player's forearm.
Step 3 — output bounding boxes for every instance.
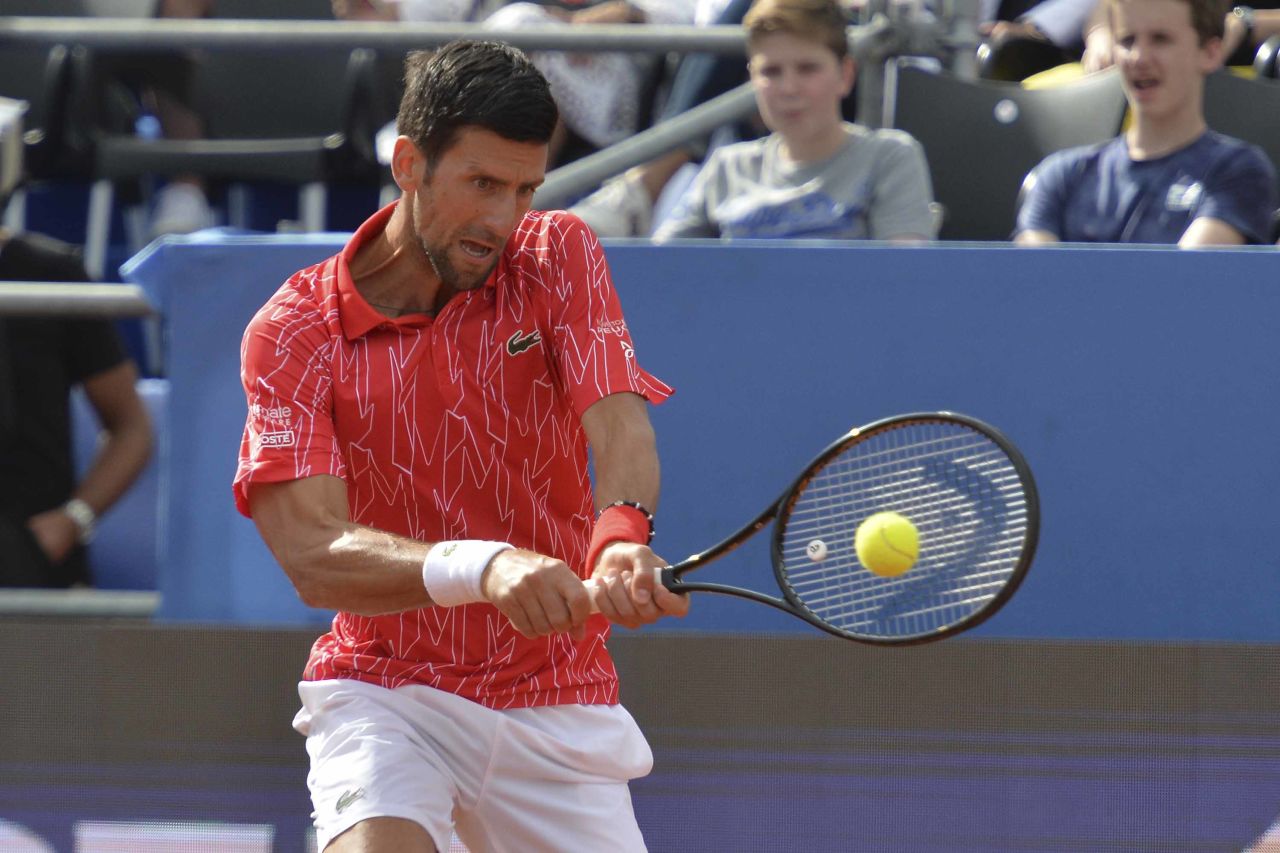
[583,394,660,512]
[281,523,437,615]
[73,414,153,516]
[248,477,438,615]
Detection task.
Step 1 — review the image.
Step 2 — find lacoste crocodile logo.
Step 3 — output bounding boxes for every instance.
[335,788,365,814]
[506,329,542,356]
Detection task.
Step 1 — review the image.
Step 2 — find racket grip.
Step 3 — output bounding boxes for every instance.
[582,567,674,614]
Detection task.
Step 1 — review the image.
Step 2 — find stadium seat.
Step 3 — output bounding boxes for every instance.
[0,42,98,237]
[70,378,168,591]
[977,34,1077,83]
[0,43,94,182]
[1202,70,1280,183]
[887,61,1127,241]
[83,45,382,273]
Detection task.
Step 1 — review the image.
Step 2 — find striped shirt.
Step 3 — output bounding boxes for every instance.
[234,202,671,708]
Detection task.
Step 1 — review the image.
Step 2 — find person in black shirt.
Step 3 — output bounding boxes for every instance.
[0,100,153,587]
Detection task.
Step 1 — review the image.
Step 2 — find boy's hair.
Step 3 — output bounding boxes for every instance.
[396,40,558,170]
[743,0,850,60]
[1107,0,1227,44]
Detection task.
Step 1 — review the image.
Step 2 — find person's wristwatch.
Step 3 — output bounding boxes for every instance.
[62,498,97,545]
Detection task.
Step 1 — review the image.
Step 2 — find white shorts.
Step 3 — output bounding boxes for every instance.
[294,679,654,852]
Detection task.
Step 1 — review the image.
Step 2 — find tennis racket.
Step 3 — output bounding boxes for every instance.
[592,412,1039,645]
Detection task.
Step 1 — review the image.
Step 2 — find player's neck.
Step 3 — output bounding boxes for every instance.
[1126,107,1207,161]
[351,205,441,318]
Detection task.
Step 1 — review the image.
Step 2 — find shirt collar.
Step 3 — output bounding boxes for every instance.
[340,199,454,339]
[336,199,504,340]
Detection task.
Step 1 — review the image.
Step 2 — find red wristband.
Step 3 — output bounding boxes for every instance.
[584,504,652,574]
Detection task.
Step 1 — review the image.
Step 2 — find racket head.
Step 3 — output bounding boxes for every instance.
[771,412,1039,645]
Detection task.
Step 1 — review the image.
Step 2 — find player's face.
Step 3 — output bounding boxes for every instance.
[748,33,855,144]
[1110,0,1221,121]
[411,127,547,293]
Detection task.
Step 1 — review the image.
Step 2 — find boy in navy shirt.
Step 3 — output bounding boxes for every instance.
[1016,0,1276,246]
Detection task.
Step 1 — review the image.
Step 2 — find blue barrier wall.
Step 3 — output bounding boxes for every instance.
[124,234,1280,640]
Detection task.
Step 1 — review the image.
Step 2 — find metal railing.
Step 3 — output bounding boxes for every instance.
[0,7,981,205]
[0,282,154,316]
[0,17,750,53]
[0,588,159,618]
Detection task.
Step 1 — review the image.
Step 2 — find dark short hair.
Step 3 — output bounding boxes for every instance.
[396,40,559,169]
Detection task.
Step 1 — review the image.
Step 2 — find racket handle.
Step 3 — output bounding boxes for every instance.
[582,567,673,614]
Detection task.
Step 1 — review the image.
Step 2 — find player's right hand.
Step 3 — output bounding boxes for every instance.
[480,549,592,642]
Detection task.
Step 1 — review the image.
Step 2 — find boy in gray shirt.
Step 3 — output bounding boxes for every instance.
[654,0,937,242]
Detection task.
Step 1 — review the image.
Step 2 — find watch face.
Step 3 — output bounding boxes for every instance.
[64,499,96,544]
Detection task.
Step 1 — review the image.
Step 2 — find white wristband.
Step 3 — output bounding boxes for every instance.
[422,540,513,607]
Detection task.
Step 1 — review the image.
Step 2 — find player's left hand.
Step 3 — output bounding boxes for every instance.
[589,542,689,629]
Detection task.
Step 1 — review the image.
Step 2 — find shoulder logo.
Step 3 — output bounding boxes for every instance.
[506,329,542,356]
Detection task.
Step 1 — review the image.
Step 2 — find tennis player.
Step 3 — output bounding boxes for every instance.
[233,40,687,853]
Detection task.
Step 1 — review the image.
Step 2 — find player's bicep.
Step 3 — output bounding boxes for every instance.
[237,315,345,499]
[246,474,351,575]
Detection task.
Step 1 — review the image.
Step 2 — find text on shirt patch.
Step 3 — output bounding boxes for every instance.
[251,403,294,425]
[258,431,296,448]
[506,329,542,356]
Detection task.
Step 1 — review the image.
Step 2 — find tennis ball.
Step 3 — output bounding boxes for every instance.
[855,511,919,577]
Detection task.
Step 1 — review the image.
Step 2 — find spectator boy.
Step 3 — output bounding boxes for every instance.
[654,0,937,242]
[1016,0,1276,246]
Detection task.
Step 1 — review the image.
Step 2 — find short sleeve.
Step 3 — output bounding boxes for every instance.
[232,296,345,517]
[1016,151,1073,240]
[540,213,674,417]
[1196,144,1278,244]
[867,132,938,240]
[63,318,127,383]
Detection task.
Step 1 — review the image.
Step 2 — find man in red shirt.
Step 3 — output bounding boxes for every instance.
[234,40,687,853]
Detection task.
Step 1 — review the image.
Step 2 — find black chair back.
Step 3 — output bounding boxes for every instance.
[1203,70,1280,186]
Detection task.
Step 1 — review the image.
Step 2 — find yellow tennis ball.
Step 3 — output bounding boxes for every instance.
[855,511,919,577]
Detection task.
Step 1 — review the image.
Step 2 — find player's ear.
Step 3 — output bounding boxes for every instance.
[390,136,425,193]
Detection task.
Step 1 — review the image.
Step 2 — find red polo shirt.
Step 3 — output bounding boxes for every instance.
[233,202,672,709]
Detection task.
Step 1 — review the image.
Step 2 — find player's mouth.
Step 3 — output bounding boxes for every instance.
[458,238,495,261]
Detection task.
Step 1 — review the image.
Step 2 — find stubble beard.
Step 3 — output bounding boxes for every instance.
[413,184,498,294]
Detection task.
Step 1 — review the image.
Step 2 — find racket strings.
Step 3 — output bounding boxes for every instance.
[777,421,1031,641]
